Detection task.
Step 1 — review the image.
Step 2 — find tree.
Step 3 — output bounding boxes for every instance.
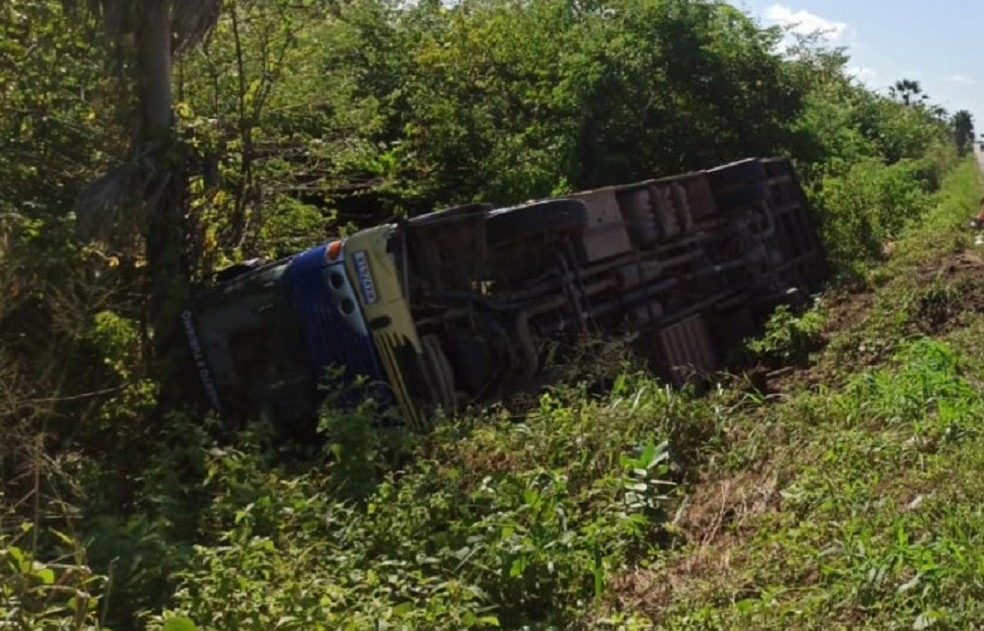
[384,0,804,205]
[928,104,949,122]
[0,1,116,229]
[66,0,221,355]
[888,78,928,106]
[176,0,362,260]
[952,109,975,156]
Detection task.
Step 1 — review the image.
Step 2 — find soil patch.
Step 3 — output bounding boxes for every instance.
[911,250,984,334]
[609,468,783,621]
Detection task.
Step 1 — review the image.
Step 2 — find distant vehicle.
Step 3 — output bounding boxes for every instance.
[182,157,827,431]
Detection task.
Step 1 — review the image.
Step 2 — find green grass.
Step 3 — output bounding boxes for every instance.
[625,158,984,630]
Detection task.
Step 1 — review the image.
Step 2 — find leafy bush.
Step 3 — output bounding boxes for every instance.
[146,380,706,629]
[745,303,826,367]
[817,158,938,271]
[0,521,107,630]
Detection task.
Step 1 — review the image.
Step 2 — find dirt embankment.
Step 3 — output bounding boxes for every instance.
[610,183,984,623]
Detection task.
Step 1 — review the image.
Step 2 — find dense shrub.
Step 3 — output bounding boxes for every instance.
[149,381,719,629]
[0,526,107,630]
[817,158,939,270]
[0,0,972,628]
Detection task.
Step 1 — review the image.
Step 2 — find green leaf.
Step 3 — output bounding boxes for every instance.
[49,528,75,547]
[163,616,199,631]
[509,556,528,578]
[7,545,29,572]
[35,566,56,585]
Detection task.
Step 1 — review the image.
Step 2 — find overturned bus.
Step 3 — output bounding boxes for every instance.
[182,157,826,431]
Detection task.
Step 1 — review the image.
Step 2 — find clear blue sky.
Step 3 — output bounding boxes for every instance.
[736,1,984,136]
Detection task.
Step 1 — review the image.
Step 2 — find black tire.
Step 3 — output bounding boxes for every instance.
[486,199,587,245]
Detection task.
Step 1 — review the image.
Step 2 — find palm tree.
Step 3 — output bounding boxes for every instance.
[888,78,927,106]
[929,105,949,122]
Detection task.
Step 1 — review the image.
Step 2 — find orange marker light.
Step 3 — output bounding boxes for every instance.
[326,240,343,261]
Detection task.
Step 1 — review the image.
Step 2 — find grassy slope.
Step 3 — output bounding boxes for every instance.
[149,160,982,631]
[618,158,984,629]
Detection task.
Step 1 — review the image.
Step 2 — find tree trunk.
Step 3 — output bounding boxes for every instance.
[138,0,173,136]
[137,0,189,378]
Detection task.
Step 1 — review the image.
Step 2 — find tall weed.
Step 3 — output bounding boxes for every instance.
[817,158,938,271]
[151,380,693,629]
